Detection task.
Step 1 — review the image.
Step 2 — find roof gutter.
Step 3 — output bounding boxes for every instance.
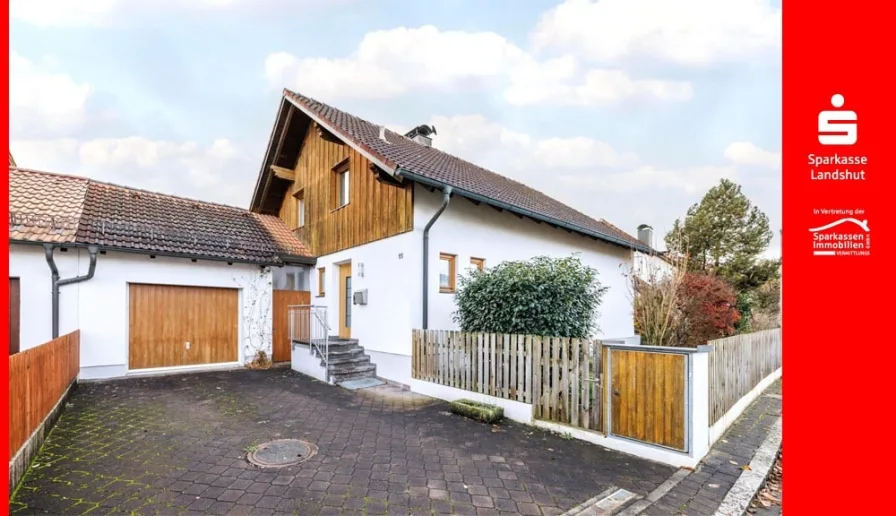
[422,186,453,330]
[44,243,99,339]
[395,168,654,254]
[13,240,313,267]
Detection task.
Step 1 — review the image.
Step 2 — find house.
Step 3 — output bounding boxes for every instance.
[8,166,314,379]
[632,224,677,283]
[249,89,655,386]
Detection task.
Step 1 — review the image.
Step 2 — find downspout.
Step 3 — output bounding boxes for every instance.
[44,244,99,339]
[422,186,453,329]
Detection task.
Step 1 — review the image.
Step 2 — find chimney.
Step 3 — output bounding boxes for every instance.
[637,224,653,248]
[404,124,437,147]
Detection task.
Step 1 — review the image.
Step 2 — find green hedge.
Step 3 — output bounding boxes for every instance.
[453,255,608,339]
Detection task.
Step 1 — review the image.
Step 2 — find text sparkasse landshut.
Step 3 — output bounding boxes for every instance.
[808,153,867,180]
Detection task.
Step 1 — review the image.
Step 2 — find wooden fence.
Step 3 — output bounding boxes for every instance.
[411,330,604,432]
[9,331,80,461]
[708,328,782,425]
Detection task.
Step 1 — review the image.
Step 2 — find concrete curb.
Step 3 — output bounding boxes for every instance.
[616,469,691,515]
[713,416,783,516]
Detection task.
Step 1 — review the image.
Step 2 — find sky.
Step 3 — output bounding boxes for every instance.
[9,0,782,256]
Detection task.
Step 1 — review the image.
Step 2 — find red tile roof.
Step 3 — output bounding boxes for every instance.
[279,89,650,252]
[9,167,312,265]
[9,167,88,243]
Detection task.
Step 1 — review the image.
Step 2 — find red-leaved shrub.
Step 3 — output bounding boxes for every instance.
[676,273,740,347]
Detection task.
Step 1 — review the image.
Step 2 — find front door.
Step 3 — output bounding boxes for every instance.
[338,263,352,339]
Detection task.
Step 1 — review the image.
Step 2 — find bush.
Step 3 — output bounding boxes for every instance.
[735,291,753,334]
[750,309,780,330]
[676,272,740,347]
[753,277,781,314]
[627,253,687,347]
[453,255,608,338]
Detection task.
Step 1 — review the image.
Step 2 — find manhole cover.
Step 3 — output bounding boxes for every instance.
[246,439,317,468]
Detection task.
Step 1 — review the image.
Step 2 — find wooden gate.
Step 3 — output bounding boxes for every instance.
[128,284,239,369]
[272,290,311,362]
[607,348,688,451]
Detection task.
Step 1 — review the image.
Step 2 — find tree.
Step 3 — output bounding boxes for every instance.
[665,179,773,290]
[676,272,740,347]
[453,255,608,339]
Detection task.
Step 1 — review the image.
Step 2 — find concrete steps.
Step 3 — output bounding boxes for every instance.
[309,337,378,385]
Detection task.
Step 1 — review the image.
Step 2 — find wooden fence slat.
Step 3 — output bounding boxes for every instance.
[524,336,532,404]
[707,329,782,425]
[9,331,80,461]
[532,337,542,418]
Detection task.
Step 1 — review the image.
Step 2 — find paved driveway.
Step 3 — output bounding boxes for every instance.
[12,369,675,515]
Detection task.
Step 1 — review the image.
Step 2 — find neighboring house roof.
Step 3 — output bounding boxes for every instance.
[9,166,89,243]
[251,89,652,254]
[9,167,313,265]
[9,151,16,167]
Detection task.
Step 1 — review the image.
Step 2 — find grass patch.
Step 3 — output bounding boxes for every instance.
[449,399,504,424]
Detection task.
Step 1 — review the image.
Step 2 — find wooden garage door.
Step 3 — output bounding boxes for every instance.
[129,284,239,370]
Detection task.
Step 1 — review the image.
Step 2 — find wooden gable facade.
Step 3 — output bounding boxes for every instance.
[252,102,414,257]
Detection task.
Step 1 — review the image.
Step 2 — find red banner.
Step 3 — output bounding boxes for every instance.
[784,1,895,511]
[2,3,10,509]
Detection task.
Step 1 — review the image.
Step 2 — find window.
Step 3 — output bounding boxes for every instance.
[295,190,305,228]
[273,266,309,291]
[439,253,456,293]
[317,267,326,296]
[332,166,350,209]
[470,257,486,272]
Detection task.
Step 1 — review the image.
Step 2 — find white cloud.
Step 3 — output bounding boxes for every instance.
[398,114,777,254]
[10,0,349,27]
[505,62,693,106]
[724,141,780,168]
[265,25,691,106]
[10,0,119,27]
[11,137,256,207]
[426,113,733,195]
[532,0,781,66]
[9,50,92,135]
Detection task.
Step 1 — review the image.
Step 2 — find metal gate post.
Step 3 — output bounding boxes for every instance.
[605,348,612,437]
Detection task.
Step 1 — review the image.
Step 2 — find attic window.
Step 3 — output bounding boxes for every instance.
[332,162,350,209]
[295,189,306,228]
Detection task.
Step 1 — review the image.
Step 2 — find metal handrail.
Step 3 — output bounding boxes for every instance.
[288,304,331,381]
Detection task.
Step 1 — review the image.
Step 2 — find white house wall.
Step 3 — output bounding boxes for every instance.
[308,185,638,386]
[9,244,80,351]
[415,185,636,340]
[633,251,675,283]
[311,231,420,385]
[9,244,273,380]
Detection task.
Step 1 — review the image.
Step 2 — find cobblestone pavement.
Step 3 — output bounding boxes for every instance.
[11,369,675,515]
[640,379,782,516]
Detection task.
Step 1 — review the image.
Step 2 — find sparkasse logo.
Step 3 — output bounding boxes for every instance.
[818,94,857,146]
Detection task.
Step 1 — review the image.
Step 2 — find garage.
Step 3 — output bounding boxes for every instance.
[128,283,239,370]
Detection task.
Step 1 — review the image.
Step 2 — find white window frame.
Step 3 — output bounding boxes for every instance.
[337,170,350,208]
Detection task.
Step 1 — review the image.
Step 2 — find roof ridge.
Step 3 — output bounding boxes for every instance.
[285,91,584,202]
[13,166,253,213]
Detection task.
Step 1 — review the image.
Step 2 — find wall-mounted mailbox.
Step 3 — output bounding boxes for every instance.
[352,289,368,305]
